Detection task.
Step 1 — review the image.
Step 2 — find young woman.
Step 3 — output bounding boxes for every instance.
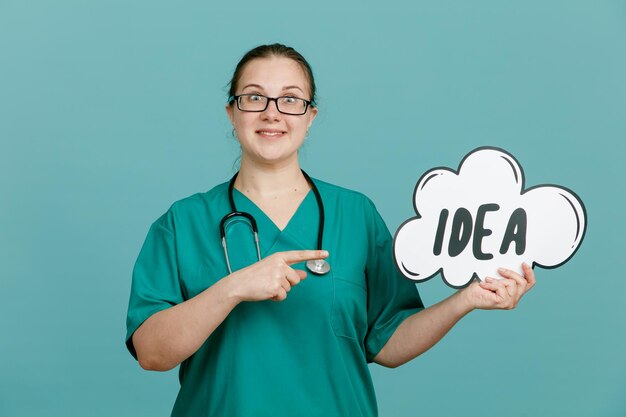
[125,44,535,417]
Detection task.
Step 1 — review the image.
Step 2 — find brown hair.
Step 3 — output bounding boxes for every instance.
[227,43,317,105]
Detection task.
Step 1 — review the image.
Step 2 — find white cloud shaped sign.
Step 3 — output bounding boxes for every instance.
[393,147,587,288]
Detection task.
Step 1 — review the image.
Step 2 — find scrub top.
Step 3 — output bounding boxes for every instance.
[126,178,424,417]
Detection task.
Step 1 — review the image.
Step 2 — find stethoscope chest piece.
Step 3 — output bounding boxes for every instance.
[306,259,330,275]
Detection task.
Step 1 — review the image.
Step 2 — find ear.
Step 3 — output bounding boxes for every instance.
[225,103,235,125]
[306,106,318,130]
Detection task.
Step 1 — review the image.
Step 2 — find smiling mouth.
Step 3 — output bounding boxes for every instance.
[256,130,287,137]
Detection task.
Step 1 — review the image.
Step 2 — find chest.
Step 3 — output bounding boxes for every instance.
[240,190,310,232]
[174,188,371,301]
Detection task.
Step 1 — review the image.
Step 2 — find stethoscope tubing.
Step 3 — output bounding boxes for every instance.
[219,169,328,275]
[219,211,261,274]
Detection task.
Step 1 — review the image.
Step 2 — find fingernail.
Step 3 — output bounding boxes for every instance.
[321,250,329,257]
[497,268,506,273]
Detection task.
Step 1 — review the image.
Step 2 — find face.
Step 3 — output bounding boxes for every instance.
[226,57,318,167]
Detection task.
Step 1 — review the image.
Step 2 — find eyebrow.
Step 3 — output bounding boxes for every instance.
[282,85,305,93]
[241,84,264,92]
[241,84,305,94]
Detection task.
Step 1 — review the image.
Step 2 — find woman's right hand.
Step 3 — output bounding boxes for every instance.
[225,250,329,302]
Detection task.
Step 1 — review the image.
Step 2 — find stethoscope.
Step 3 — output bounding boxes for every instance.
[219,170,331,276]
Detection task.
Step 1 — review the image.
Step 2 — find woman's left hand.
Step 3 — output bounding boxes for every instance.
[460,263,536,310]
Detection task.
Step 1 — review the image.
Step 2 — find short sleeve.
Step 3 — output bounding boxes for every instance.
[364,202,425,362]
[125,210,184,360]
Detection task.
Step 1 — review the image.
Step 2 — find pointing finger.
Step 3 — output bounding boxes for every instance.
[281,250,329,266]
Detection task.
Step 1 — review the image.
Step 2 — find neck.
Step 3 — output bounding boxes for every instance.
[235,157,309,198]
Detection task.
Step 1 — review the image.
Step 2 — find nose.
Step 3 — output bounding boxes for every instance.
[261,98,281,120]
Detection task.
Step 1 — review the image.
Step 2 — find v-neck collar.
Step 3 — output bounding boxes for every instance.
[231,187,318,256]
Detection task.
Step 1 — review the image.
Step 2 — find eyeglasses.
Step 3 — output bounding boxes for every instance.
[230,94,313,115]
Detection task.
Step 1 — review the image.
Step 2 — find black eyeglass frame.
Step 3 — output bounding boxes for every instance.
[229,94,314,115]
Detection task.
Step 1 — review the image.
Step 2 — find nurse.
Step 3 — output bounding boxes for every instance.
[125,44,535,417]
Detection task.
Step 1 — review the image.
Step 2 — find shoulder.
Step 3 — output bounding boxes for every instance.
[169,182,229,212]
[312,177,391,245]
[311,177,376,209]
[152,181,230,230]
[310,177,384,231]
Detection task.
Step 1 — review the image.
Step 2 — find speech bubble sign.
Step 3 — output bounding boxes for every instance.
[393,146,587,289]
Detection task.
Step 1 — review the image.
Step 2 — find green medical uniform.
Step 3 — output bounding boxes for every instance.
[126,178,424,417]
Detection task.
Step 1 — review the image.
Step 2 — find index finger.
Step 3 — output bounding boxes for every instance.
[279,250,329,265]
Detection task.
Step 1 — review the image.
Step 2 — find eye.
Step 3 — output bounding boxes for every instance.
[280,96,299,105]
[248,94,263,102]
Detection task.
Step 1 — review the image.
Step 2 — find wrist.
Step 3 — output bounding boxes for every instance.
[451,287,475,316]
[218,274,244,306]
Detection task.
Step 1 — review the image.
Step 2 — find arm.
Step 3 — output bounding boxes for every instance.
[132,275,240,371]
[372,288,472,368]
[373,264,536,368]
[132,250,328,371]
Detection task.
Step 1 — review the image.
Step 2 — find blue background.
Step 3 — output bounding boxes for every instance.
[2,1,625,416]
